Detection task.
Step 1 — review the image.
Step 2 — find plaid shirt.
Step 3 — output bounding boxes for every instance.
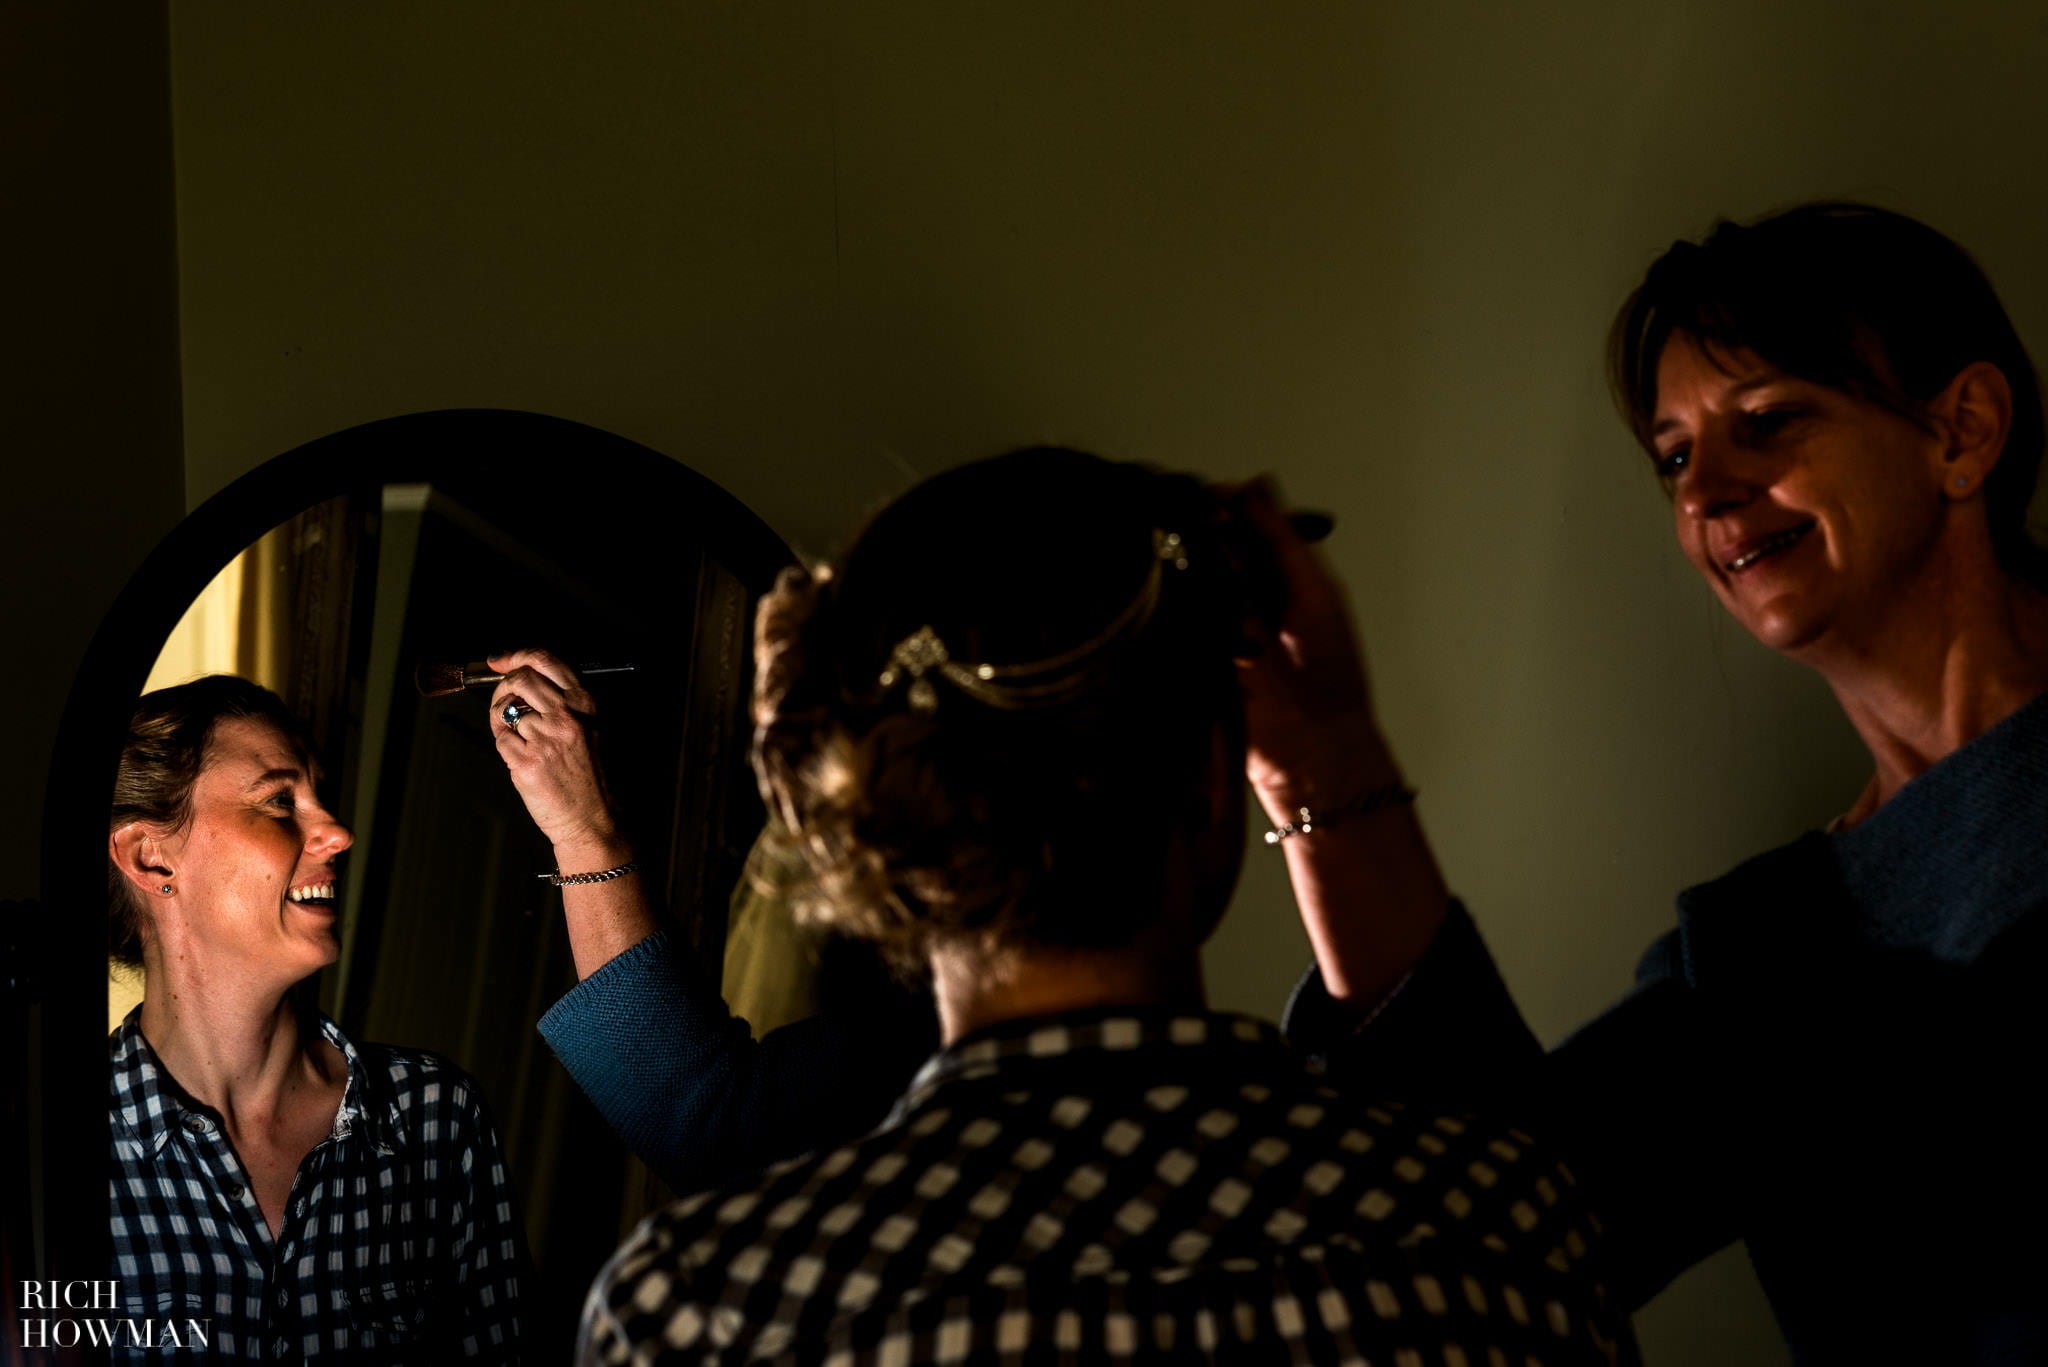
[581,1009,1628,1365]
[109,1008,526,1362]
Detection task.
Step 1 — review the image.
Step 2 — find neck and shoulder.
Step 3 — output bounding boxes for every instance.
[930,930,1208,1049]
[133,958,347,1137]
[927,876,1215,1048]
[926,783,1237,1047]
[131,962,350,1239]
[1812,559,2048,828]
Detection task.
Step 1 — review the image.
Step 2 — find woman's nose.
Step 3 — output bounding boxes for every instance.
[307,811,354,856]
[1675,429,1768,521]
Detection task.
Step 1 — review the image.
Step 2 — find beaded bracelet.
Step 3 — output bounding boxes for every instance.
[1264,782,1416,845]
[540,860,639,887]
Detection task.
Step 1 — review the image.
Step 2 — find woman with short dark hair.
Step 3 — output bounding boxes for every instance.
[107,675,527,1363]
[1277,203,2048,1362]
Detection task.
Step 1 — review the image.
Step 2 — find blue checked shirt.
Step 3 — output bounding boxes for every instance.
[582,1009,1629,1365]
[109,1008,526,1362]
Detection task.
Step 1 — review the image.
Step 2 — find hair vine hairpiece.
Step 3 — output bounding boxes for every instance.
[878,529,1188,713]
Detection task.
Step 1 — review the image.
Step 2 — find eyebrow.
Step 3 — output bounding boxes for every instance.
[244,767,305,792]
[1651,375,1782,437]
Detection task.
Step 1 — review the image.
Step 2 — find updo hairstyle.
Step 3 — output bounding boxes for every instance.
[752,448,1257,970]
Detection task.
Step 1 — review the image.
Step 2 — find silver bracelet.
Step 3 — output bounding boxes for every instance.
[1264,783,1416,845]
[540,860,639,887]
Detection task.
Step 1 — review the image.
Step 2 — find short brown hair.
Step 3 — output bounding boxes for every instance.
[1611,202,2047,585]
[107,675,313,969]
[751,449,1251,970]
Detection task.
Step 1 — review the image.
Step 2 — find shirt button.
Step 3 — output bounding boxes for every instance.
[181,1113,212,1134]
[277,1289,290,1308]
[226,1183,246,1201]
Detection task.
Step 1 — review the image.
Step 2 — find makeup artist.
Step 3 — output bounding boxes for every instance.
[1272,203,2048,1363]
[488,648,933,1193]
[107,675,527,1363]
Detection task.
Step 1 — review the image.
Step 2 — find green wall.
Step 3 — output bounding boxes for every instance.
[30,2,2039,1360]
[2,2,184,897]
[2,0,184,1280]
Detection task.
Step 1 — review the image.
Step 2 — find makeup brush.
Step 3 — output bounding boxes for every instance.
[415,661,637,697]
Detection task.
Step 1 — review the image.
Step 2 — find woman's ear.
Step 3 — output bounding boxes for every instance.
[110,821,174,899]
[1933,361,2014,498]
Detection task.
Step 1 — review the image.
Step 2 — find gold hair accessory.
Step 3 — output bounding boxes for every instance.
[879,529,1188,713]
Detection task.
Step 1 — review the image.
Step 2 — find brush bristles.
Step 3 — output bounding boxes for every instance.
[414,661,472,697]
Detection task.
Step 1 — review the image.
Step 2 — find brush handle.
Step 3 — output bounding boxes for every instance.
[415,660,638,696]
[464,663,636,687]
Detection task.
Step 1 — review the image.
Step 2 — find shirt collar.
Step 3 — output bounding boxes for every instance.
[109,1006,401,1159]
[890,1007,1289,1124]
[1825,685,2048,961]
[1673,686,2048,977]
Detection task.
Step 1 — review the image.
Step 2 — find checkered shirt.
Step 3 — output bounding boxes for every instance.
[109,1008,526,1362]
[581,1009,1627,1365]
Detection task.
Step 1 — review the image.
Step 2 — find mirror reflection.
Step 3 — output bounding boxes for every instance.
[108,426,799,1357]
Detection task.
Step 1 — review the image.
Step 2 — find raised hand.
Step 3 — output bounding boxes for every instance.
[1225,478,1398,816]
[487,647,651,978]
[487,648,625,862]
[1220,479,1446,1012]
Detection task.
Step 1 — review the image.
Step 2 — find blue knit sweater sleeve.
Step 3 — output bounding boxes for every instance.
[537,932,927,1192]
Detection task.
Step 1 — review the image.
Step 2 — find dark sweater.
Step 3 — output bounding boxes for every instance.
[536,932,933,1193]
[1288,690,2048,1364]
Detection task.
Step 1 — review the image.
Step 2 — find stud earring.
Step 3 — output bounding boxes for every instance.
[1955,476,1969,490]
[160,883,172,894]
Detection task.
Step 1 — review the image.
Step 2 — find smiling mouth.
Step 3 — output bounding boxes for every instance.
[1725,522,1815,574]
[287,881,337,905]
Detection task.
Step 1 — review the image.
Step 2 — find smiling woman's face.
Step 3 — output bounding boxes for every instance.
[1650,334,1955,659]
[154,716,353,983]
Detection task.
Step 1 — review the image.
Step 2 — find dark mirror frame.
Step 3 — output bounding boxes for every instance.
[26,409,794,1295]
